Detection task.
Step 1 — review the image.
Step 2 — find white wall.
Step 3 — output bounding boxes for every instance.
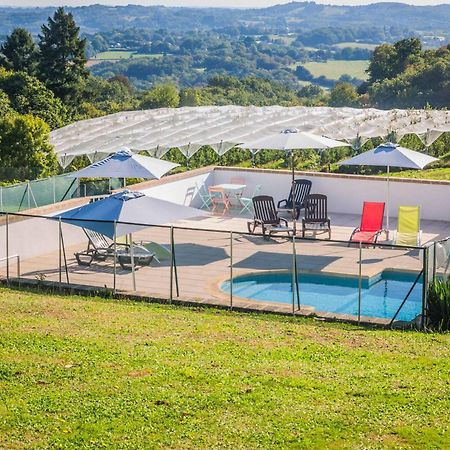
[139,170,215,208]
[213,168,450,222]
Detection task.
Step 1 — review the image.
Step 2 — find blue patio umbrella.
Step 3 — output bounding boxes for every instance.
[54,190,208,294]
[54,190,207,238]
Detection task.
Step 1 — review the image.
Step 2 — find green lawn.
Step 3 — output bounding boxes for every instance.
[333,42,378,50]
[379,167,450,181]
[303,60,369,80]
[93,51,163,60]
[1,288,449,449]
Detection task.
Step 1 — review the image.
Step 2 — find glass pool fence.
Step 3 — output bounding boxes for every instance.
[0,176,123,213]
[0,211,444,328]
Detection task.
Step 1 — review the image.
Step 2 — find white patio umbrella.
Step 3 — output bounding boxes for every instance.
[239,128,350,228]
[69,148,179,185]
[54,190,208,292]
[339,142,438,235]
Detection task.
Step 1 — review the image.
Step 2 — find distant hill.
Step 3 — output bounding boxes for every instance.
[0,2,449,36]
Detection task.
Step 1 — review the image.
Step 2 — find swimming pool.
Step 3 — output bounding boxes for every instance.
[221,271,423,322]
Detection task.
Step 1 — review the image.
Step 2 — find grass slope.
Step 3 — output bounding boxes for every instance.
[379,167,450,181]
[303,60,369,80]
[0,288,449,449]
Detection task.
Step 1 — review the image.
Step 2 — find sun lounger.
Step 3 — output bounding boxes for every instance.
[302,194,331,239]
[75,228,154,269]
[393,205,422,247]
[277,179,312,219]
[248,195,293,239]
[349,202,385,245]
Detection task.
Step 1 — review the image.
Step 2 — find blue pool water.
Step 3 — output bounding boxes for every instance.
[221,271,423,322]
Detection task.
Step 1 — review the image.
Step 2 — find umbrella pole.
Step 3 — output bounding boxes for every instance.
[291,150,296,234]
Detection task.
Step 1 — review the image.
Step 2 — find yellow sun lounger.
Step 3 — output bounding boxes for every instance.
[394,206,422,247]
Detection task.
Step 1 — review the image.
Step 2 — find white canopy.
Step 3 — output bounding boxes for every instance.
[240,128,350,151]
[69,149,179,179]
[50,106,450,167]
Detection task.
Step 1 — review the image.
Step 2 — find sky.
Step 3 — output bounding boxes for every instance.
[0,0,448,7]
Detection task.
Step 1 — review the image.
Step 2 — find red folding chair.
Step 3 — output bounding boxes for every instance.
[350,202,385,244]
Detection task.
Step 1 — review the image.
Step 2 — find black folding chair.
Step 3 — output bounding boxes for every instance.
[302,194,331,239]
[278,179,312,219]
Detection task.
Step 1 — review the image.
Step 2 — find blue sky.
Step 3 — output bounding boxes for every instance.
[0,1,447,7]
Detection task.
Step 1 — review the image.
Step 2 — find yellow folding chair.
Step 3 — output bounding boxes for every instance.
[394,206,421,247]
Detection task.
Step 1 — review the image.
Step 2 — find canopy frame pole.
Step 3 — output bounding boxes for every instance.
[113,220,117,294]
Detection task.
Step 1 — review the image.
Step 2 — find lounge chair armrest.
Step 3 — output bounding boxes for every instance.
[277,199,288,208]
[279,217,289,227]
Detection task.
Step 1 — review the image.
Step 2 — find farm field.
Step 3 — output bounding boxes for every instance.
[333,42,378,50]
[0,287,449,449]
[92,51,163,60]
[303,60,369,80]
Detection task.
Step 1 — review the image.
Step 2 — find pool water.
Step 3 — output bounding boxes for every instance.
[221,271,423,322]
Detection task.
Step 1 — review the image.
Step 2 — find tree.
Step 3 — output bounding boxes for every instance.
[366,44,397,84]
[0,89,12,115]
[329,82,360,107]
[0,69,69,129]
[0,112,58,181]
[38,7,88,103]
[0,28,38,75]
[140,84,180,109]
[179,87,202,106]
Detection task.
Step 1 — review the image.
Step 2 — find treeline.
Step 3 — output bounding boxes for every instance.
[0,7,448,183]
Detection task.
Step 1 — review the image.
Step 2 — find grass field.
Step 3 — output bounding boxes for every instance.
[92,51,163,60]
[1,288,449,449]
[303,60,369,80]
[333,42,378,50]
[379,167,450,181]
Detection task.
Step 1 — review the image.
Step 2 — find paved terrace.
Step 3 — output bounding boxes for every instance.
[1,166,448,324]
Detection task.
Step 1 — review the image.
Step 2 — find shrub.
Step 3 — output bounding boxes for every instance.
[427,278,450,331]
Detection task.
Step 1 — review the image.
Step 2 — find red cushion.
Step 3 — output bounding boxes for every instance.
[351,231,378,243]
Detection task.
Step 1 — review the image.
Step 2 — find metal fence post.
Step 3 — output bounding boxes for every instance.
[169,226,174,303]
[58,218,62,285]
[27,182,31,210]
[421,246,428,330]
[358,241,362,324]
[230,231,233,310]
[291,234,296,316]
[113,220,117,294]
[5,212,9,284]
[432,242,437,282]
[53,177,56,204]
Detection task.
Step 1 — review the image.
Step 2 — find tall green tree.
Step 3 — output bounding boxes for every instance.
[329,82,360,107]
[0,28,38,75]
[38,7,88,103]
[0,68,69,129]
[0,113,58,182]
